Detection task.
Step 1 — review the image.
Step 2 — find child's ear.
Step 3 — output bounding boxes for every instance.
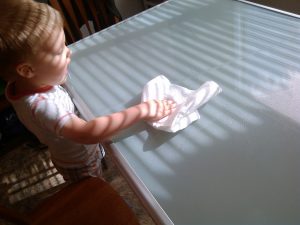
[15,63,35,79]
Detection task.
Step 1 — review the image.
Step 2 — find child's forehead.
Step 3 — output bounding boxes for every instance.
[41,28,65,51]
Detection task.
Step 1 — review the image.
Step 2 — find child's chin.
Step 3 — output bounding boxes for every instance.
[59,74,68,84]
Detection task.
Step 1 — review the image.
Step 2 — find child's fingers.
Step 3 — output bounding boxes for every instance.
[148,99,177,121]
[144,99,177,122]
[162,100,177,111]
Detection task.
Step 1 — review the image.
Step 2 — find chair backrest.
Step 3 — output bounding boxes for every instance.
[143,0,166,9]
[0,177,139,225]
[48,0,122,44]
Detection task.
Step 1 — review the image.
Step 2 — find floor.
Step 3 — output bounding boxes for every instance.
[0,134,155,225]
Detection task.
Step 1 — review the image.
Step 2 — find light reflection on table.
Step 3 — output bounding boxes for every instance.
[67,0,300,224]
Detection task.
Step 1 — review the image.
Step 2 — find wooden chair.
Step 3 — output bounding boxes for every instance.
[48,0,122,44]
[0,177,139,225]
[142,0,166,9]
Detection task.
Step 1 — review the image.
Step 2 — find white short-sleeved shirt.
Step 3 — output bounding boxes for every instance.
[6,83,100,169]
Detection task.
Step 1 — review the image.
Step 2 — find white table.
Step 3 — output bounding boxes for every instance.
[67,0,300,224]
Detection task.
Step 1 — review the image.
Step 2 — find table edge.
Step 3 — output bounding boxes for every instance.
[104,143,174,225]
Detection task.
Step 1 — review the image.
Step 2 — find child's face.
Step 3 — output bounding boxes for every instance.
[29,28,71,86]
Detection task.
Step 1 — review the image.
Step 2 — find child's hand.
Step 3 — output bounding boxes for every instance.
[143,99,176,122]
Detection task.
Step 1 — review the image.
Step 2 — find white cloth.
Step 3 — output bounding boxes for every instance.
[142,75,222,132]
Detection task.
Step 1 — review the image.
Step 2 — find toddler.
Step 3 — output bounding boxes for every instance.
[0,0,176,182]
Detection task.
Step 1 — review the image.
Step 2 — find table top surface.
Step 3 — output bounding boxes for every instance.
[68,0,300,224]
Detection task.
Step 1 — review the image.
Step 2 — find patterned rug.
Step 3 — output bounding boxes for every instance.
[0,136,155,225]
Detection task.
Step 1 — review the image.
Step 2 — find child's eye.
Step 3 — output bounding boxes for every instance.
[55,48,64,56]
[57,45,66,55]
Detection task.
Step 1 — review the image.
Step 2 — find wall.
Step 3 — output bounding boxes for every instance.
[241,0,300,15]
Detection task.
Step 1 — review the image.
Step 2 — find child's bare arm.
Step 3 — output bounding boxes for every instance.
[61,99,176,144]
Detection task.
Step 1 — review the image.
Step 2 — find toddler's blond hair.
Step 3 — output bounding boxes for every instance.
[0,0,63,81]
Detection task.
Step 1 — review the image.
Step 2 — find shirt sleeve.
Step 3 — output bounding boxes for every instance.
[31,98,74,135]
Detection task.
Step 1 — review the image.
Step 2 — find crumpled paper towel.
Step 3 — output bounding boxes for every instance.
[141,75,222,132]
